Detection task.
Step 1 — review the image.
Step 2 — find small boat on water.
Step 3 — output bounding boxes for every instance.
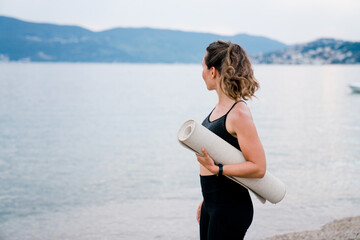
[349,82,360,93]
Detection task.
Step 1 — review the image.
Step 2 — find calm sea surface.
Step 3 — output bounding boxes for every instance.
[0,63,359,240]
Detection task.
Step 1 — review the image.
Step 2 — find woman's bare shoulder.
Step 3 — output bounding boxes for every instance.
[231,101,253,121]
[227,101,255,134]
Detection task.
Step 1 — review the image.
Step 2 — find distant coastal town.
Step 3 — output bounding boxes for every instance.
[252,38,359,64]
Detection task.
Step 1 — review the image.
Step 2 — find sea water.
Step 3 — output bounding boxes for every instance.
[0,63,359,240]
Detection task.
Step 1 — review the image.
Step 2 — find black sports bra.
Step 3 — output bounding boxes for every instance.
[201,101,246,151]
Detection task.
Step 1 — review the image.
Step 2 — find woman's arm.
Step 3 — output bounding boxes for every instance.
[196,104,266,178]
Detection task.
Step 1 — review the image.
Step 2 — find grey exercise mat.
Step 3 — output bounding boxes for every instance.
[177,120,286,204]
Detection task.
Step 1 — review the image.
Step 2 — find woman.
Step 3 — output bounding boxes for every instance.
[196,40,266,240]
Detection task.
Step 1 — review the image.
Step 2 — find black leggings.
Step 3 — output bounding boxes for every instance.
[200,175,253,240]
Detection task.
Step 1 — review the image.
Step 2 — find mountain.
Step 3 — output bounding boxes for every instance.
[0,16,286,63]
[252,38,360,64]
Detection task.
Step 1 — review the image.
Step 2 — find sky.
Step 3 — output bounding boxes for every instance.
[0,0,359,44]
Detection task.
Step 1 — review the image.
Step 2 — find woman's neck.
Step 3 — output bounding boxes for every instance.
[216,89,236,108]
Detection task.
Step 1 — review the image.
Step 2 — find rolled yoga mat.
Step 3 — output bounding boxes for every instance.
[177,120,286,204]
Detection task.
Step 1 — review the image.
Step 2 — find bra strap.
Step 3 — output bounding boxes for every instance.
[225,102,239,115]
[225,100,246,115]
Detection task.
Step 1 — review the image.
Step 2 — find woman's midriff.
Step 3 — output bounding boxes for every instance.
[200,165,215,176]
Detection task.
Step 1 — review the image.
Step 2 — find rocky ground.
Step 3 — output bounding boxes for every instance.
[263,216,360,240]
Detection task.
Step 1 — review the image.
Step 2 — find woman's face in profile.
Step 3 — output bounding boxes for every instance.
[202,53,216,90]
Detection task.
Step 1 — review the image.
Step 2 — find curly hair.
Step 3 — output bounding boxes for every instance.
[204,40,259,100]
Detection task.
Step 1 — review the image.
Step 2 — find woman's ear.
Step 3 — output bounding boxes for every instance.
[211,66,217,79]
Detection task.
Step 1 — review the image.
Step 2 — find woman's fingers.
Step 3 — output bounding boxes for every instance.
[196,207,200,224]
[201,148,209,158]
[198,148,212,163]
[196,152,204,162]
[196,201,202,224]
[197,148,212,165]
[196,148,217,173]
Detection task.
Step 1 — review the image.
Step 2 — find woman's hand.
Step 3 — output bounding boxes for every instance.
[196,200,203,224]
[196,148,218,174]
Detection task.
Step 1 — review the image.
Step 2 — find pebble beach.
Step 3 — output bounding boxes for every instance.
[263,216,360,240]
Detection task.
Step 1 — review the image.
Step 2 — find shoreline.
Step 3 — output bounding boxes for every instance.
[262,216,360,240]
